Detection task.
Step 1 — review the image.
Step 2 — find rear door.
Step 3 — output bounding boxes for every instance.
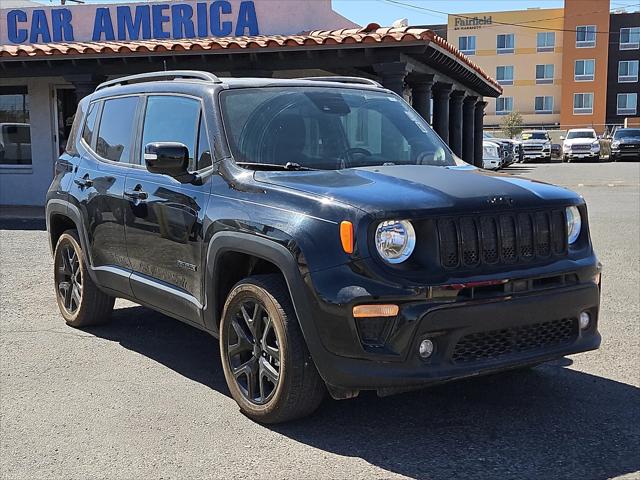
[124,94,212,324]
[73,95,141,295]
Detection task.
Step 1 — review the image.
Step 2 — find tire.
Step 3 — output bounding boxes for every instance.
[53,230,115,327]
[220,274,325,423]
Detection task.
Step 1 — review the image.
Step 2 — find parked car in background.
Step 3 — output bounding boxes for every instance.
[518,130,552,163]
[610,128,640,161]
[551,143,562,159]
[0,123,31,165]
[562,129,601,162]
[482,141,502,170]
[483,132,519,167]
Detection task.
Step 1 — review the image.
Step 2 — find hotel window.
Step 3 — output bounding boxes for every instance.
[496,33,515,54]
[575,59,595,81]
[619,27,640,50]
[496,97,513,115]
[535,64,554,84]
[0,86,32,166]
[496,66,514,86]
[573,93,594,115]
[537,32,556,52]
[618,60,639,82]
[534,96,554,114]
[576,25,596,47]
[617,93,637,116]
[458,36,476,55]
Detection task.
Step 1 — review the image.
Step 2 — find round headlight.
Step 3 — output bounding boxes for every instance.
[375,220,416,264]
[566,206,582,244]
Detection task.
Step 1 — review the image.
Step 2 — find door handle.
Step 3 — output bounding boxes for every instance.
[74,175,93,188]
[124,189,148,201]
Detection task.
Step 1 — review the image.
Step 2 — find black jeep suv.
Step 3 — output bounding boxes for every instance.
[47,71,601,423]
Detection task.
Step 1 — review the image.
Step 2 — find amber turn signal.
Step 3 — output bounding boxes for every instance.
[353,304,399,318]
[340,221,354,254]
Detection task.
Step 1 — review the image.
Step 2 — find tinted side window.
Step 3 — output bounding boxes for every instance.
[81,102,99,147]
[95,96,138,162]
[141,96,200,170]
[196,114,212,170]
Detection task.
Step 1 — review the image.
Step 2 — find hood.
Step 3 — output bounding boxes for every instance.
[521,138,549,144]
[564,137,597,145]
[254,165,579,216]
[615,137,640,144]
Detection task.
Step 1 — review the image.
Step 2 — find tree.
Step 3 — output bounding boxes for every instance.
[500,112,524,139]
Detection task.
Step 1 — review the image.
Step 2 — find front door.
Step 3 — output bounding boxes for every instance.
[124,94,213,324]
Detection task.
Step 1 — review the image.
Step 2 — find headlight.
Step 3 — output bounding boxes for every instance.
[563,143,570,151]
[543,142,551,150]
[566,206,582,245]
[375,220,416,264]
[611,141,620,149]
[591,141,600,151]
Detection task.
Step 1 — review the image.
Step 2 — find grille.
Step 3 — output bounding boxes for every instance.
[452,318,578,364]
[523,144,544,152]
[571,144,591,151]
[437,210,567,270]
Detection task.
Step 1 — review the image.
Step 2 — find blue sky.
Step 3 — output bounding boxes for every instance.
[333,0,640,27]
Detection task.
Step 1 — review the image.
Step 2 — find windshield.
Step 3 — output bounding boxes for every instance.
[520,132,548,140]
[614,129,640,139]
[220,87,456,170]
[566,130,596,139]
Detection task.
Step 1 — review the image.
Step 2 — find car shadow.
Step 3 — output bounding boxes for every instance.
[88,305,640,480]
[0,218,46,230]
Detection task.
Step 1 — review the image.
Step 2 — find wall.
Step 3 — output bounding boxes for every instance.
[606,12,640,128]
[560,0,611,133]
[447,8,564,128]
[0,77,63,206]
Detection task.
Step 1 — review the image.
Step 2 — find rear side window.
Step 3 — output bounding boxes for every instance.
[95,96,139,162]
[141,95,200,170]
[81,102,99,147]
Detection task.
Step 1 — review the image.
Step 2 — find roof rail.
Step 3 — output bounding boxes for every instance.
[95,70,222,91]
[300,76,383,88]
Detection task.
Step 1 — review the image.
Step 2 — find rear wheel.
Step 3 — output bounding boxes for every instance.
[53,230,114,327]
[220,274,325,423]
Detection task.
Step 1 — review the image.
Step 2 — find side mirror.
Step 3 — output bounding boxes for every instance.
[144,142,191,181]
[559,136,565,140]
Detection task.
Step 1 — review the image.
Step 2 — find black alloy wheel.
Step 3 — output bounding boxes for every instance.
[226,299,281,404]
[56,242,83,315]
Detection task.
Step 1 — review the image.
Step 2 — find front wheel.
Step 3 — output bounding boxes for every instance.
[53,230,114,327]
[220,275,325,423]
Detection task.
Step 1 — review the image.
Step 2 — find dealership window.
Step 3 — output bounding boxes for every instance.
[537,32,555,52]
[535,64,554,84]
[534,96,554,114]
[573,93,594,115]
[458,36,476,55]
[575,59,595,81]
[496,97,513,115]
[95,96,139,163]
[0,86,32,166]
[497,33,515,54]
[619,27,640,50]
[617,93,637,116]
[496,66,514,86]
[576,25,596,47]
[618,60,639,82]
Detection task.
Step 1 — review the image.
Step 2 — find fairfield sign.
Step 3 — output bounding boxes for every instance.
[0,0,356,45]
[452,15,493,30]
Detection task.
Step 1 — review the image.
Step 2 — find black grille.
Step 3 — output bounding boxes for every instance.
[437,210,567,270]
[452,318,578,364]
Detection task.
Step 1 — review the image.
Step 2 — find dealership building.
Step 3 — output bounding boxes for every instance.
[0,0,501,207]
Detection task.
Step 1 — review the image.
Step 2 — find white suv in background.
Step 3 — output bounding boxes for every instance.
[562,128,601,162]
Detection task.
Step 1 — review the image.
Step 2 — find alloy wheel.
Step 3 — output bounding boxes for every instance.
[57,243,82,314]
[226,299,281,405]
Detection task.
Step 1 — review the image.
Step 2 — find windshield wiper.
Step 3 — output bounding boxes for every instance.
[236,162,316,171]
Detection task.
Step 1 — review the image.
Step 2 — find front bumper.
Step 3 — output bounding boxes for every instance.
[299,261,601,394]
[565,151,599,160]
[611,148,640,160]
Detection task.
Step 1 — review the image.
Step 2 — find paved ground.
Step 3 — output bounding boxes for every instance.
[1,162,639,480]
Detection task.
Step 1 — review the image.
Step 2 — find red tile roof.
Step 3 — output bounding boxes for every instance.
[0,25,501,92]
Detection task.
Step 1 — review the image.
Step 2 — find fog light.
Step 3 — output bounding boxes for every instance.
[579,311,591,330]
[418,339,434,359]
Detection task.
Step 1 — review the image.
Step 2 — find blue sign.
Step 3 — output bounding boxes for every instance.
[6,1,260,44]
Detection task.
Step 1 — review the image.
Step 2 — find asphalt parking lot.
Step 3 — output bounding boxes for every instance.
[1,162,639,480]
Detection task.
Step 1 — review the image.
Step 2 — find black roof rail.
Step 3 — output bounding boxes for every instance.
[96,70,222,91]
[300,76,383,88]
